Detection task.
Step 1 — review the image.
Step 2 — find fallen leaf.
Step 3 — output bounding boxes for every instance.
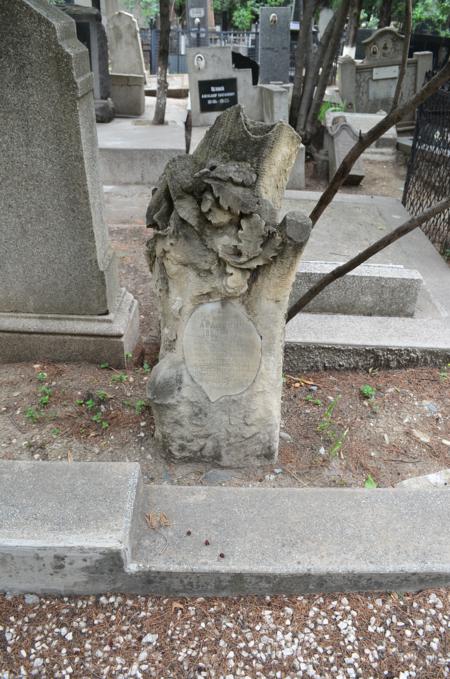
[159,512,171,527]
[67,451,73,464]
[172,601,184,613]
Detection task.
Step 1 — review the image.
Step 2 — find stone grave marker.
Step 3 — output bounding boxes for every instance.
[258,6,291,84]
[338,27,432,128]
[325,117,365,184]
[0,0,139,366]
[186,0,209,47]
[60,4,114,122]
[107,10,146,77]
[146,105,311,466]
[107,10,146,115]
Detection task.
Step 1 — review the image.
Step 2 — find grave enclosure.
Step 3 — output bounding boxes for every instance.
[0,0,449,599]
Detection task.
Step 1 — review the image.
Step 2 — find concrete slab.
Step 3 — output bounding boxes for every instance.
[1,462,449,595]
[291,261,423,317]
[283,191,450,370]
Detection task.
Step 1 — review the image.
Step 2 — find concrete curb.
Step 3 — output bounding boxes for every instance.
[1,461,449,595]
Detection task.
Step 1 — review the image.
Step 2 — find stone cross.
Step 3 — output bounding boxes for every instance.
[146,106,312,466]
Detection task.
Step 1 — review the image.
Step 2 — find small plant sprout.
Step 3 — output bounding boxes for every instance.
[364,474,378,489]
[36,371,47,382]
[75,399,84,406]
[305,394,322,406]
[329,428,349,458]
[111,372,127,384]
[317,396,341,432]
[51,427,61,437]
[360,384,376,400]
[85,398,95,411]
[439,364,449,381]
[99,362,109,369]
[25,407,39,423]
[96,390,108,402]
[135,399,148,415]
[142,361,151,374]
[92,411,109,430]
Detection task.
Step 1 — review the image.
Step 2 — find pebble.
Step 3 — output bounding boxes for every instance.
[141,633,158,645]
[279,431,293,442]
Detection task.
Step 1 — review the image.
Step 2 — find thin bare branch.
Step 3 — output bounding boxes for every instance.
[391,0,413,110]
[287,197,450,321]
[309,59,450,226]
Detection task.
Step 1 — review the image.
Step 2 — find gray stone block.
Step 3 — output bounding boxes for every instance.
[1,462,449,595]
[396,469,450,489]
[111,73,145,116]
[290,261,423,317]
[107,11,146,79]
[0,0,139,365]
[258,6,291,84]
[286,144,306,190]
[0,461,142,594]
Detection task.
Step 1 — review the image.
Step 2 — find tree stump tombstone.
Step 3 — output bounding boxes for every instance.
[146,106,312,466]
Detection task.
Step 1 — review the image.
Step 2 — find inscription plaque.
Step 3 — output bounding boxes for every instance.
[183,300,262,402]
[373,65,399,80]
[198,78,238,113]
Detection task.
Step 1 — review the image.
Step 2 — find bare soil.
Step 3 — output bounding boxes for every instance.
[1,158,448,489]
[305,157,408,200]
[1,361,448,489]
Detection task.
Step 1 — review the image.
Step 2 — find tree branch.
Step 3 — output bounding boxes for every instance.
[309,58,450,226]
[391,0,413,110]
[289,0,316,129]
[286,197,450,321]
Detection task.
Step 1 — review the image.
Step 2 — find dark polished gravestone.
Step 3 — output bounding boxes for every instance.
[198,78,238,113]
[59,3,115,123]
[258,6,291,84]
[0,0,139,366]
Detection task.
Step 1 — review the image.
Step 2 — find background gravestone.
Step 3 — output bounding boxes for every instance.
[325,117,365,184]
[186,0,209,47]
[258,6,291,84]
[60,4,114,122]
[0,0,139,366]
[107,11,146,116]
[107,11,146,77]
[146,106,311,466]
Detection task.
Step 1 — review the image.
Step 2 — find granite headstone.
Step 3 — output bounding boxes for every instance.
[0,0,139,365]
[258,6,291,84]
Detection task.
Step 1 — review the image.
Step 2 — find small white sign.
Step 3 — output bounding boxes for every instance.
[189,7,205,18]
[372,65,400,80]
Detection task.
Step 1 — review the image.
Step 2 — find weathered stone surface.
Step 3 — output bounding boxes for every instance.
[146,105,311,466]
[396,469,450,489]
[0,0,139,365]
[290,261,423,317]
[258,6,291,84]
[107,11,146,78]
[110,73,145,116]
[1,461,449,595]
[325,117,365,184]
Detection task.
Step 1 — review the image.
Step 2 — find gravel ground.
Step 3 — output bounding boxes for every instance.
[1,590,448,678]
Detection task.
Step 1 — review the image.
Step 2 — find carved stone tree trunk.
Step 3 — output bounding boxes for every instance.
[146,106,312,467]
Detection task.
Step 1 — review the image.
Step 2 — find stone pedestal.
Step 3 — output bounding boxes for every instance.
[0,0,139,367]
[146,106,311,466]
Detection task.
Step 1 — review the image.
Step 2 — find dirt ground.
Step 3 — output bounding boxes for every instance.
[305,157,408,200]
[1,157,448,488]
[1,361,448,489]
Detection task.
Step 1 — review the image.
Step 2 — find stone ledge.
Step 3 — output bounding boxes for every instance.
[0,461,448,595]
[0,289,139,367]
[291,261,422,317]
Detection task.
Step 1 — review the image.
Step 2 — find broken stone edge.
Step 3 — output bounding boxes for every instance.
[0,461,448,596]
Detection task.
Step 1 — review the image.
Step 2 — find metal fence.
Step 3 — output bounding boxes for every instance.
[403,85,450,255]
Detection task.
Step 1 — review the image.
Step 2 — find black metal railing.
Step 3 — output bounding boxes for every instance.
[403,84,450,255]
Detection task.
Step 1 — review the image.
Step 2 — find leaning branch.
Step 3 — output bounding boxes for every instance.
[391,0,413,110]
[287,197,450,321]
[309,59,450,226]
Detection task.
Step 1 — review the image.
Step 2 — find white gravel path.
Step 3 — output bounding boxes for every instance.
[0,590,448,678]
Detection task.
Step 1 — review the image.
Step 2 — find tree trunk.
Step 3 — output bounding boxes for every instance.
[304,0,351,141]
[289,0,315,129]
[153,0,170,125]
[378,0,393,28]
[346,0,362,47]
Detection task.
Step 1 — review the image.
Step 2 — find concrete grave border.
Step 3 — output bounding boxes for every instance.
[1,461,449,595]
